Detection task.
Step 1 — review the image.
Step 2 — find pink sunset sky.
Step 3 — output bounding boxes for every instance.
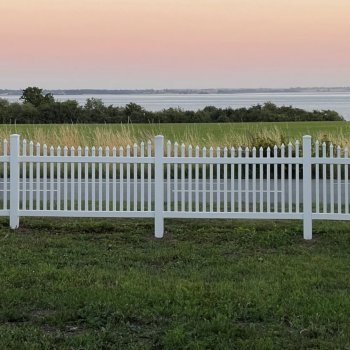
[1,0,350,89]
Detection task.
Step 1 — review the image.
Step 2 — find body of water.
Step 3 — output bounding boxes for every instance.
[2,92,350,120]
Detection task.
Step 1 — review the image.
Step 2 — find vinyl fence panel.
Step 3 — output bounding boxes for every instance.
[2,134,350,240]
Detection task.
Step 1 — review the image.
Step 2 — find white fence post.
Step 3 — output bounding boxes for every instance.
[303,135,312,239]
[10,134,20,229]
[154,135,164,238]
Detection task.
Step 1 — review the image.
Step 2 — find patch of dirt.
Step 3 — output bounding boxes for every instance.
[40,324,60,335]
[40,323,86,337]
[29,309,57,320]
[28,310,86,337]
[63,324,86,337]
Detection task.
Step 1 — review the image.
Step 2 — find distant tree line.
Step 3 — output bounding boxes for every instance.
[0,87,345,124]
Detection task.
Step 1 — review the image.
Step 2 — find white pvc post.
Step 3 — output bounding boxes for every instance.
[303,135,312,239]
[154,135,164,238]
[10,134,20,229]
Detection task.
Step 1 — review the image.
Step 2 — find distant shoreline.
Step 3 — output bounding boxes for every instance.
[1,87,350,96]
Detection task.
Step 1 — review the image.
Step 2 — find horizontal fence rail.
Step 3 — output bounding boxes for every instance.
[1,134,350,239]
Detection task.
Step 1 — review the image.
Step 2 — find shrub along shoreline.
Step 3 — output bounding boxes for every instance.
[0,91,344,124]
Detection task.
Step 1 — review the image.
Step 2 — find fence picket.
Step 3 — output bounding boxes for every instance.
[322,142,327,213]
[22,139,27,210]
[84,146,89,211]
[181,144,185,211]
[147,141,152,211]
[91,147,96,211]
[3,140,7,210]
[141,142,145,212]
[231,147,235,212]
[119,146,124,211]
[245,147,249,212]
[209,147,214,212]
[295,141,300,213]
[43,144,47,210]
[252,147,256,212]
[195,146,200,212]
[223,147,228,212]
[288,143,292,212]
[330,143,334,213]
[106,147,110,212]
[77,146,82,211]
[337,146,342,213]
[238,147,242,212]
[57,146,61,210]
[202,147,207,212]
[346,147,349,214]
[98,147,103,211]
[166,141,171,212]
[281,144,285,213]
[216,147,221,212]
[315,141,319,213]
[126,145,131,212]
[50,146,55,210]
[274,145,278,213]
[63,146,68,211]
[259,147,263,212]
[266,147,271,212]
[112,147,117,211]
[133,144,137,211]
[36,143,41,210]
[188,145,193,212]
[174,142,178,212]
[71,147,75,211]
[29,141,34,210]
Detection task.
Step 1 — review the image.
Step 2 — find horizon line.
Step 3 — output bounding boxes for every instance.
[1,86,350,92]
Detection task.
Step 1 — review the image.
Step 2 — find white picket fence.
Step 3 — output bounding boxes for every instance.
[0,134,349,239]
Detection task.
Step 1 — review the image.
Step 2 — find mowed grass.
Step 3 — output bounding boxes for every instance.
[1,218,350,349]
[0,121,350,148]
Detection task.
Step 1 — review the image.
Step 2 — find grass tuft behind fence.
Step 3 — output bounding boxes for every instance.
[1,122,350,149]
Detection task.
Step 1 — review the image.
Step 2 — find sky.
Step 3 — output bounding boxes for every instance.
[1,0,350,89]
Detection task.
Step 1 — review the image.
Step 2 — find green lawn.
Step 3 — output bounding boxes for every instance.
[1,218,350,349]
